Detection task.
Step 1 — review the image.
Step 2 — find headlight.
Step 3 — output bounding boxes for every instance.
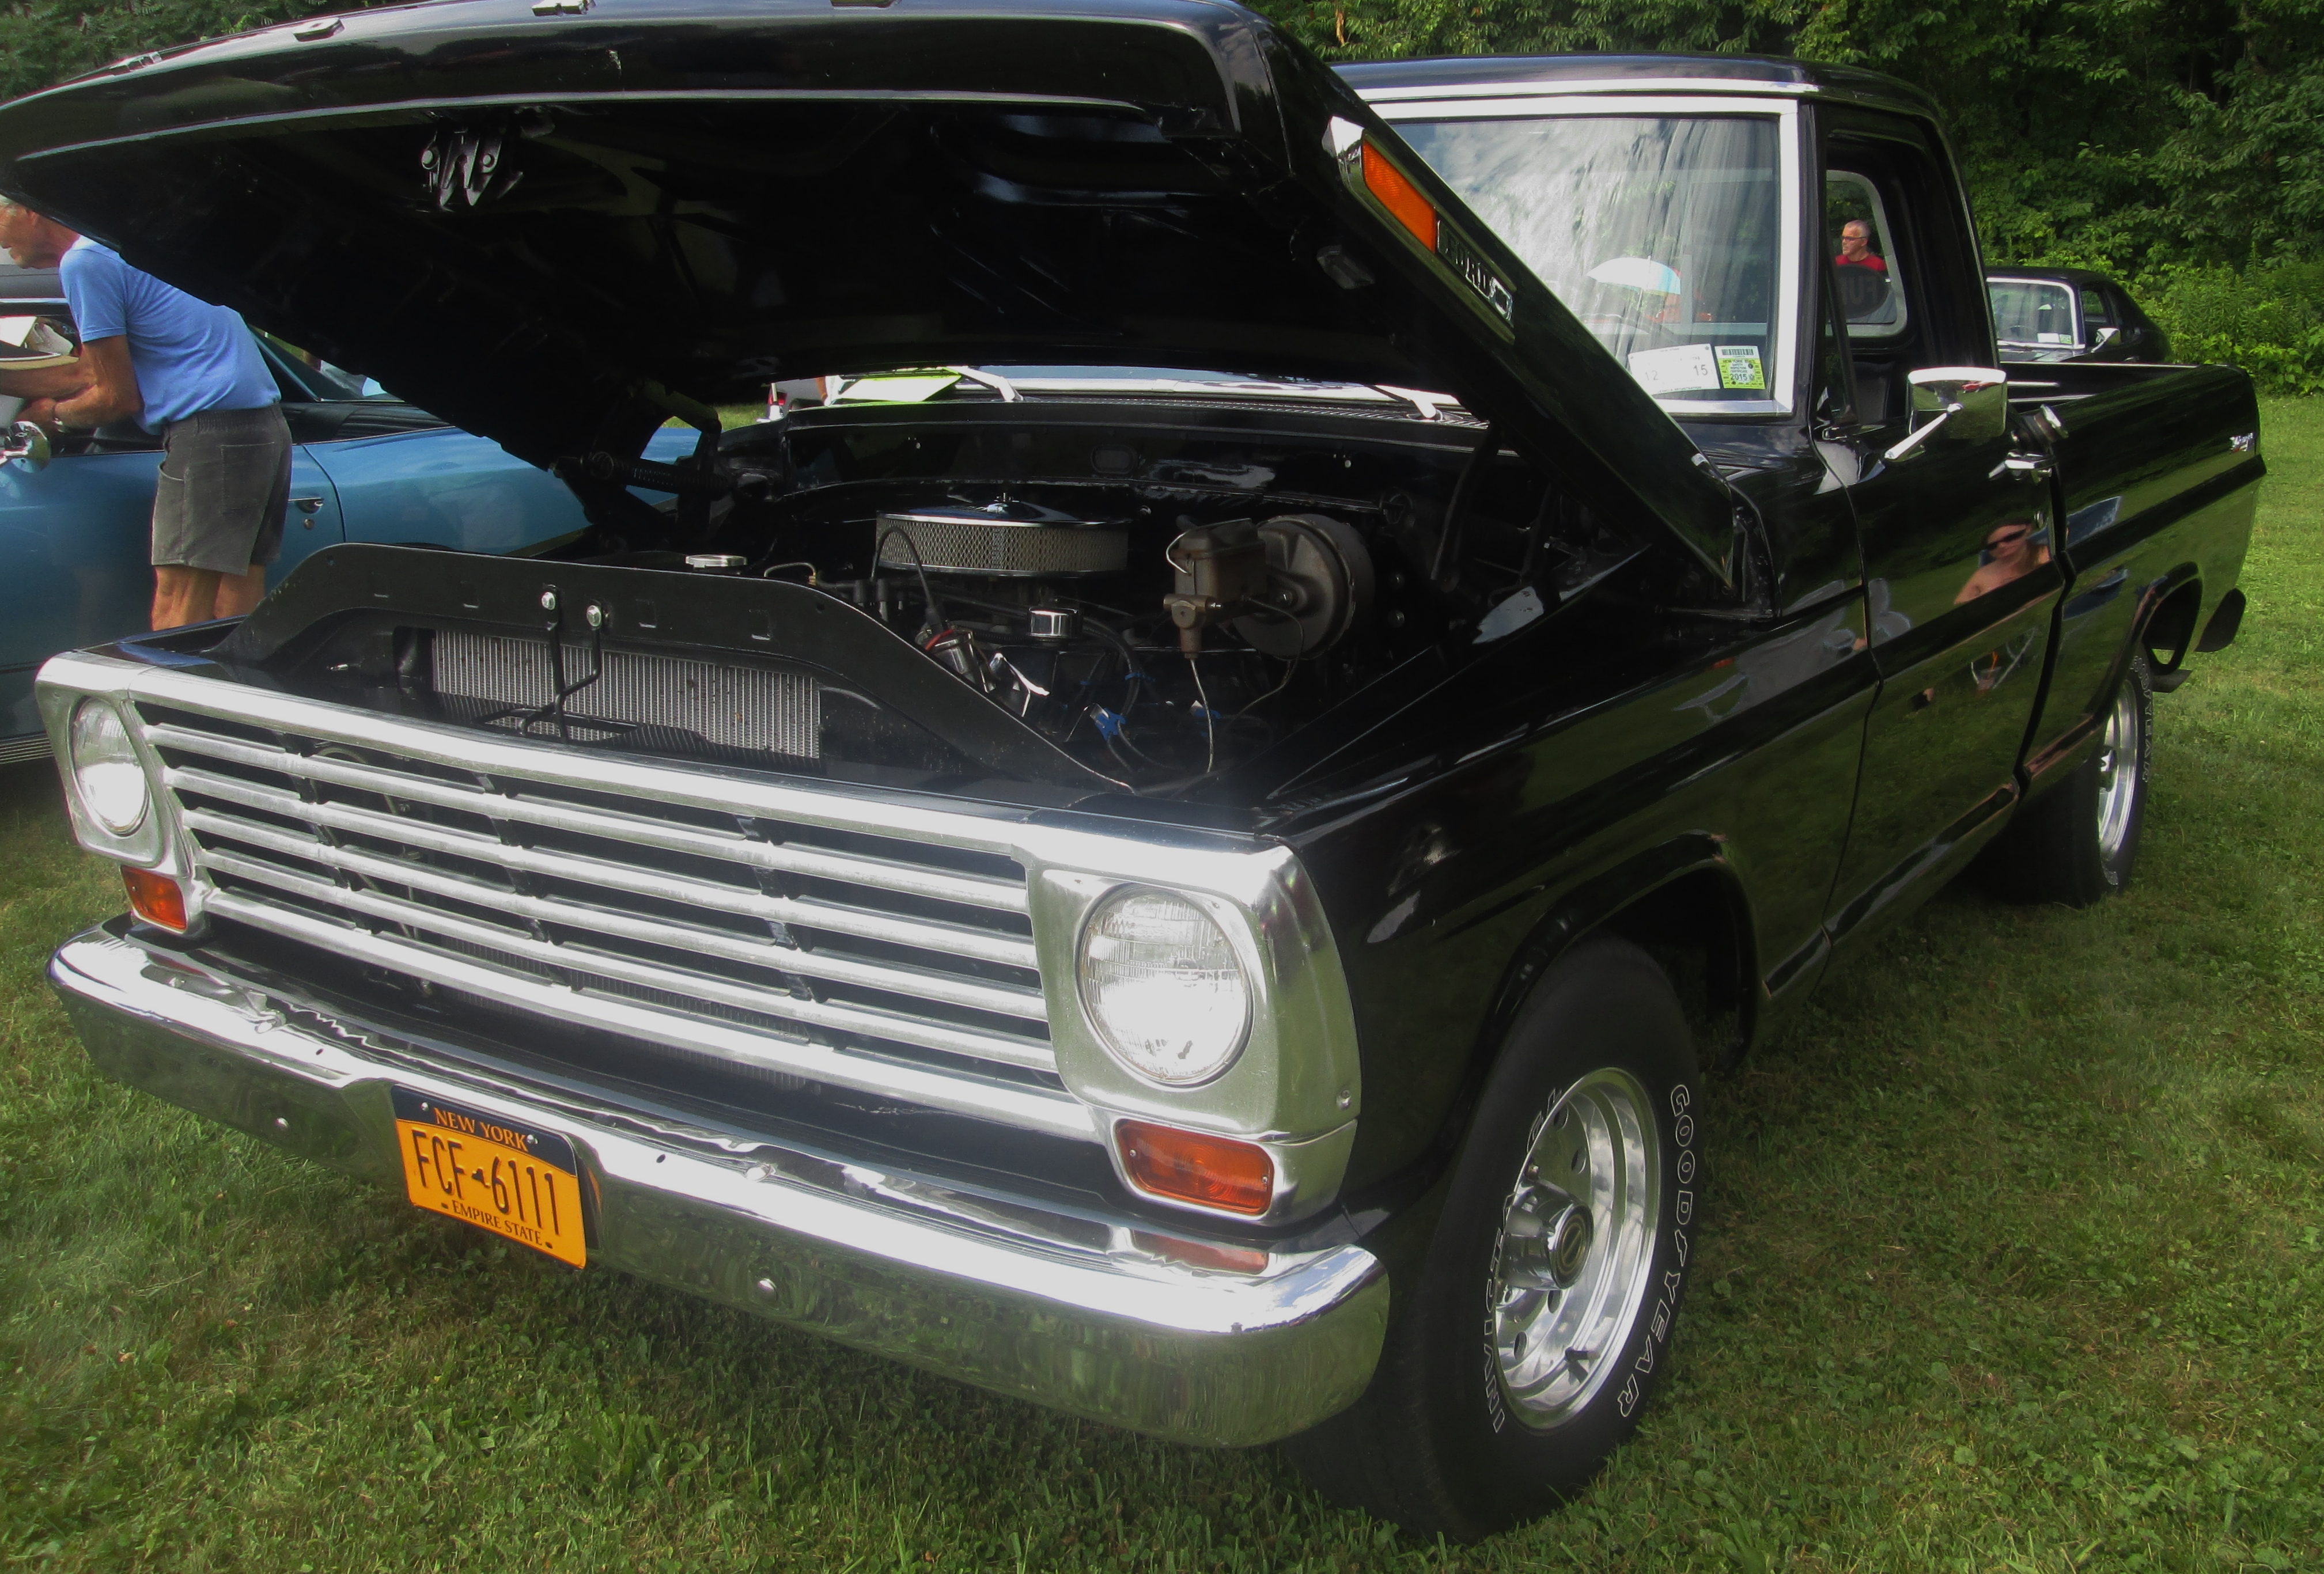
[1077,889,1251,1086]
[69,699,150,836]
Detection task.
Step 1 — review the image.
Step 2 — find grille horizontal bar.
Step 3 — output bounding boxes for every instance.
[149,733,1028,916]
[141,701,1070,1121]
[199,886,1096,1141]
[200,849,1051,1069]
[168,779,1037,971]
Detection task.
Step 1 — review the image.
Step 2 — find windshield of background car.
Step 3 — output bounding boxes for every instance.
[1390,109,1798,415]
[1990,280,2079,347]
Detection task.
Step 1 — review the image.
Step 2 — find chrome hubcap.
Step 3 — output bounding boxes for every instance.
[1488,1068,1661,1428]
[2094,680,2141,863]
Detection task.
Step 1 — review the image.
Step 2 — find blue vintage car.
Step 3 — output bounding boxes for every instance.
[0,262,691,758]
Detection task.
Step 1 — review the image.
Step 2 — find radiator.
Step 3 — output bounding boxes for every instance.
[430,629,821,759]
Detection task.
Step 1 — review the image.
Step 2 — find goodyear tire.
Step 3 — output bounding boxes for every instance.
[1285,935,1701,1539]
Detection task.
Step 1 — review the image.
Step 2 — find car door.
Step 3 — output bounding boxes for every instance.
[1815,111,2064,951]
[0,438,162,742]
[273,445,347,582]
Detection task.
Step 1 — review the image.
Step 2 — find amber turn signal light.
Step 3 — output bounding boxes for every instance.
[1115,1119,1274,1216]
[123,867,187,932]
[1361,141,1437,251]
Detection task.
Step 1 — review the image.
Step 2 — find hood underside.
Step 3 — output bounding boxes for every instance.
[0,0,1739,583]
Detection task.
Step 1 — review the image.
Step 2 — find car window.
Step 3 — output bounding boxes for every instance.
[1990,279,2079,347]
[2079,286,2115,329]
[255,332,386,401]
[1825,172,1908,340]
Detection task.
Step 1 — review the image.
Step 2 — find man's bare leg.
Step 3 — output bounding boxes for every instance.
[152,565,223,629]
[213,564,267,619]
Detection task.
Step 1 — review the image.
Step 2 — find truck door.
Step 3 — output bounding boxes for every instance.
[1816,111,2063,950]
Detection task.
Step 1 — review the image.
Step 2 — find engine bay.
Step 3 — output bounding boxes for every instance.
[589,399,1660,791]
[233,394,1671,799]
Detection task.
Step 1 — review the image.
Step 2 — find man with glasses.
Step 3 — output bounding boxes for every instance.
[1835,219,1889,273]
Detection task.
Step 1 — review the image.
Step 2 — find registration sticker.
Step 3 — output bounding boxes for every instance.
[392,1090,586,1268]
[1715,345,1766,390]
[1625,343,1721,396]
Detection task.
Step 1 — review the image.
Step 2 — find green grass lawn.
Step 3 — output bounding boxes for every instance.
[5,405,2322,1573]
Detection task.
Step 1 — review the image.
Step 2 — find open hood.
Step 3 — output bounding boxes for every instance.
[0,0,1740,585]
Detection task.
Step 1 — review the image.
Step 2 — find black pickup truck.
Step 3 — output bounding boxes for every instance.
[7,2,2257,1538]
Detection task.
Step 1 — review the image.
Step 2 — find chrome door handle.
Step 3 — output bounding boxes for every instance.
[291,495,325,527]
[1997,453,2054,484]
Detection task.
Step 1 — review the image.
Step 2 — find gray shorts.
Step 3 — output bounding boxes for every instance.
[152,404,293,574]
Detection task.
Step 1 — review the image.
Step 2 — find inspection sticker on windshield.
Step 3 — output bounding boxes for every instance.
[1626,344,1721,396]
[1715,345,1766,390]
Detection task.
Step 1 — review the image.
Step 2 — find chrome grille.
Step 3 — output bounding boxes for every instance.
[431,630,822,758]
[137,702,1081,1135]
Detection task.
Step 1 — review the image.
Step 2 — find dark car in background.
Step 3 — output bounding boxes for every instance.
[1990,267,2172,363]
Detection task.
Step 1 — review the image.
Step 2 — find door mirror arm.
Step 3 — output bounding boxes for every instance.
[1882,405,1955,462]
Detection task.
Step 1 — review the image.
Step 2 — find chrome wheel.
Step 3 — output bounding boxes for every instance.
[2093,678,2143,863]
[1487,1067,1662,1429]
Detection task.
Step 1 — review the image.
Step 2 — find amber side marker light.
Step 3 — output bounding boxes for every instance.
[123,867,187,932]
[1361,141,1437,251]
[1116,1119,1274,1217]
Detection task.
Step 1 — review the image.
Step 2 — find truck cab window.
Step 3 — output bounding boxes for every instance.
[1825,172,1907,340]
[1992,279,2079,347]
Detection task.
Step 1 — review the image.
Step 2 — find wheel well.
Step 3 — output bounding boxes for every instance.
[1599,868,1752,1071]
[2143,576,2204,672]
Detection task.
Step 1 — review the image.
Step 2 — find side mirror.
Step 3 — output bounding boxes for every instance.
[1884,367,2008,461]
[0,420,50,473]
[2090,325,2122,354]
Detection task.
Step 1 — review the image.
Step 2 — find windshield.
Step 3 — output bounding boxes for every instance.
[1990,280,2079,347]
[1387,110,1796,415]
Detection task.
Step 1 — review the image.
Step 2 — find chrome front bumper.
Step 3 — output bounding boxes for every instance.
[48,926,1388,1447]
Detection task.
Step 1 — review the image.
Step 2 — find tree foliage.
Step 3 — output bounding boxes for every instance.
[1244,0,2324,274]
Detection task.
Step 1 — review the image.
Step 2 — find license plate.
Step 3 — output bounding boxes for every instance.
[392,1090,586,1268]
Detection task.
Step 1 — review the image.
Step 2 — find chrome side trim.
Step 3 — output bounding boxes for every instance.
[48,928,1388,1447]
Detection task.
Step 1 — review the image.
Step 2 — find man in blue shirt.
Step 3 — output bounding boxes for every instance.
[0,199,290,629]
